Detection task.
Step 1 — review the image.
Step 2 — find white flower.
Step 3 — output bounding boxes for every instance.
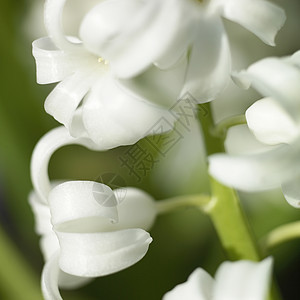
[79,0,285,102]
[30,181,157,300]
[32,0,187,149]
[29,126,157,300]
[163,258,273,300]
[209,51,300,207]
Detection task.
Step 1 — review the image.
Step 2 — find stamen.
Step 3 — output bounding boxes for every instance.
[98,57,109,65]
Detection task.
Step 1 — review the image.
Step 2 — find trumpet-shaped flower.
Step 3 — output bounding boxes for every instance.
[209,51,300,207]
[32,0,187,149]
[79,0,285,102]
[30,181,157,300]
[163,258,273,300]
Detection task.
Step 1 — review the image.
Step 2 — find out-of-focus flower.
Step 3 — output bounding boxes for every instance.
[80,0,285,102]
[33,0,186,149]
[163,258,273,300]
[30,181,157,300]
[23,0,102,40]
[209,51,300,207]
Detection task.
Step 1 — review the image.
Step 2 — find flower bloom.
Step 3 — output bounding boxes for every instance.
[209,51,300,207]
[163,258,273,300]
[29,127,157,299]
[79,0,285,102]
[30,181,157,300]
[32,0,187,149]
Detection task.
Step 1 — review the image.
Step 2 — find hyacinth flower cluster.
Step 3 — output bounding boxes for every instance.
[28,0,300,299]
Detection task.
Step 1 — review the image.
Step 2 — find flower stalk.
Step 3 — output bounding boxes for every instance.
[198,103,281,300]
[156,194,211,215]
[261,220,300,252]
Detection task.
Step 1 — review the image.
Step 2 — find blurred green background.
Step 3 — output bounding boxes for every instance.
[0,0,300,299]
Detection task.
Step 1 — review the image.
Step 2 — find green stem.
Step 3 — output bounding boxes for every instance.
[261,221,300,252]
[198,103,281,300]
[198,103,260,260]
[156,194,211,214]
[212,114,247,138]
[206,178,261,261]
[0,226,42,300]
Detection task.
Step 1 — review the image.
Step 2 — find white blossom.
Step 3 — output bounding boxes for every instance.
[79,0,285,102]
[30,181,156,300]
[163,258,273,300]
[32,0,187,150]
[209,51,300,207]
[29,126,157,300]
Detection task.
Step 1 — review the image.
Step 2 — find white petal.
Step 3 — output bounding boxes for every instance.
[181,17,231,102]
[113,187,157,231]
[213,258,273,300]
[42,252,62,300]
[209,138,300,191]
[163,268,214,300]
[58,271,92,290]
[117,56,187,109]
[82,75,174,148]
[40,234,60,262]
[31,126,103,203]
[48,181,154,277]
[224,125,274,155]
[44,70,99,130]
[290,50,300,66]
[29,191,53,235]
[216,0,285,46]
[282,178,300,208]
[49,181,118,224]
[41,251,92,300]
[56,229,152,277]
[32,37,76,84]
[246,97,299,145]
[244,58,300,122]
[231,70,251,90]
[32,37,98,85]
[44,0,83,52]
[79,0,196,78]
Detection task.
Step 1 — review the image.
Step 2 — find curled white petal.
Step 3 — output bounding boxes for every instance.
[44,70,100,130]
[79,0,196,78]
[282,178,300,208]
[58,271,92,290]
[30,126,103,204]
[42,252,62,300]
[56,229,152,277]
[41,248,93,300]
[48,181,155,277]
[215,0,285,46]
[32,37,77,84]
[213,258,273,300]
[209,139,300,191]
[81,75,174,148]
[246,97,299,145]
[44,0,82,52]
[181,17,231,102]
[244,58,300,122]
[49,181,118,224]
[163,268,214,300]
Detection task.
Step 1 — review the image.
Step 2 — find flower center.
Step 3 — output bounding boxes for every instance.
[97,57,109,65]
